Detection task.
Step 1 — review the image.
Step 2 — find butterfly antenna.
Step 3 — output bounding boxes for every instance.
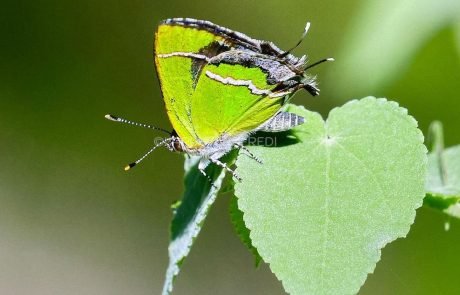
[105,114,171,135]
[304,57,335,70]
[124,138,173,171]
[279,22,311,58]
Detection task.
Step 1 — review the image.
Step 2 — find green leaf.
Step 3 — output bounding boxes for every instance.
[423,121,460,219]
[425,145,460,218]
[162,155,228,295]
[235,97,427,295]
[329,0,460,98]
[229,195,262,267]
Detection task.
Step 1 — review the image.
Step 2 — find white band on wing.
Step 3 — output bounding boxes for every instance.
[157,52,210,62]
[205,70,273,96]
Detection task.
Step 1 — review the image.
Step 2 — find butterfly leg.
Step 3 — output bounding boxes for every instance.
[234,143,263,164]
[198,158,218,189]
[209,154,243,182]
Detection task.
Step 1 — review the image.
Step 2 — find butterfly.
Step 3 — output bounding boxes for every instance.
[106,18,332,181]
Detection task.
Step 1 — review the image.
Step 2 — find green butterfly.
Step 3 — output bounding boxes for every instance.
[106,18,332,181]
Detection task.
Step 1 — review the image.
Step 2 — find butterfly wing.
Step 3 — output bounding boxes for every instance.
[156,18,305,147]
[190,59,291,144]
[155,20,227,148]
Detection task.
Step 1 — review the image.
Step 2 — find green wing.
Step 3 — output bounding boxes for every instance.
[191,61,286,144]
[155,22,225,149]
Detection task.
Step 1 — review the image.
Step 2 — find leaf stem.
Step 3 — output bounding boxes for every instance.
[427,121,448,185]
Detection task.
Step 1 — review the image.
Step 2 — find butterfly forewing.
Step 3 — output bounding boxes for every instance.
[155,22,225,148]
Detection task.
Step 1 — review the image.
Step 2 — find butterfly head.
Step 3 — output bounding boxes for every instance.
[299,57,335,96]
[105,114,189,170]
[166,130,186,153]
[300,74,320,96]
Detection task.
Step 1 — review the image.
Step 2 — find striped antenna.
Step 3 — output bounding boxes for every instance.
[105,114,171,135]
[279,21,311,58]
[124,137,173,171]
[304,57,334,70]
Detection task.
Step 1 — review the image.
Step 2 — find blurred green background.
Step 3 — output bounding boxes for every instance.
[1,0,459,294]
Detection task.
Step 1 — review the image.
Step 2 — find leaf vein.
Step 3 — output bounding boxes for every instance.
[335,142,395,223]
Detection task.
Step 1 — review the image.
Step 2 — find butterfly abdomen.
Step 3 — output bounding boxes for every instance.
[260,112,305,132]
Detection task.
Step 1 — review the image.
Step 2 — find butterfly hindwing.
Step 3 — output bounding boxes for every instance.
[191,61,286,144]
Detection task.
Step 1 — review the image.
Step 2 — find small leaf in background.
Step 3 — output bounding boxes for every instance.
[235,98,427,295]
[229,195,262,267]
[425,146,460,218]
[424,121,460,219]
[162,155,228,295]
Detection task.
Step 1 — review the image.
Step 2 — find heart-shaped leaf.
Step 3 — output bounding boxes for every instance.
[235,97,427,294]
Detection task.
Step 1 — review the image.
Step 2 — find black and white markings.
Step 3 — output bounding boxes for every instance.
[259,112,305,132]
[157,52,294,98]
[205,70,270,95]
[161,18,262,53]
[207,50,300,85]
[157,52,210,61]
[158,18,332,97]
[204,70,288,98]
